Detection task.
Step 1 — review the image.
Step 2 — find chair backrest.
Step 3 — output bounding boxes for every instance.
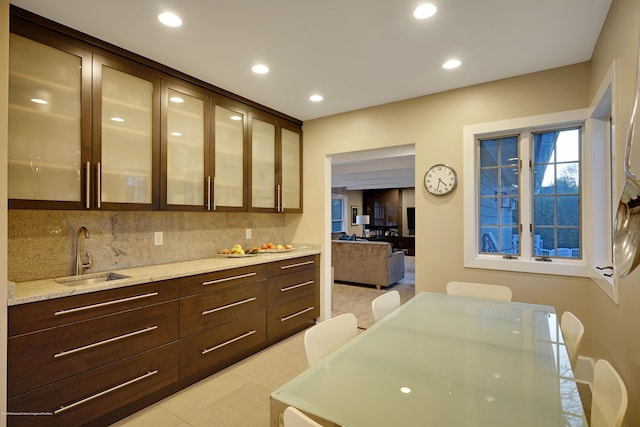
[304,313,358,366]
[372,290,401,323]
[284,406,323,427]
[446,281,512,301]
[591,359,628,427]
[560,311,584,366]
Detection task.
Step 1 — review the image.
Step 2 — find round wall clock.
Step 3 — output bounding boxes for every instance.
[424,164,457,196]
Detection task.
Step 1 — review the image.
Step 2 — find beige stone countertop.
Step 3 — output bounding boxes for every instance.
[8,244,320,306]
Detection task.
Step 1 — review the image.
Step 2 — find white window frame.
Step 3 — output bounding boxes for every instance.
[463,109,591,277]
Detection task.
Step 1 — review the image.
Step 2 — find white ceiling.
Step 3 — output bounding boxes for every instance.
[10,0,611,122]
[10,0,612,190]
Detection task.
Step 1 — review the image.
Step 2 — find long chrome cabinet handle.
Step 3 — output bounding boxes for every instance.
[85,161,91,209]
[53,370,158,414]
[281,306,314,322]
[201,272,256,286]
[54,292,159,316]
[212,176,217,211]
[280,260,314,270]
[96,162,102,209]
[202,330,256,354]
[277,184,283,212]
[54,326,158,358]
[281,280,314,292]
[206,176,211,210]
[202,297,257,316]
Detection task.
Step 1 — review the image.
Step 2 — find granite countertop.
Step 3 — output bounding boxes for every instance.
[8,244,321,306]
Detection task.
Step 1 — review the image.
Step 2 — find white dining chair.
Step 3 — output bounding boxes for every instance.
[591,359,628,427]
[371,290,400,323]
[560,311,584,366]
[304,313,358,366]
[446,281,512,301]
[284,406,323,427]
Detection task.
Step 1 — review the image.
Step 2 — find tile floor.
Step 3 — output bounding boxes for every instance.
[111,331,308,427]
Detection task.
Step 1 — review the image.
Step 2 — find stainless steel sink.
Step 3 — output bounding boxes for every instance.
[56,272,130,287]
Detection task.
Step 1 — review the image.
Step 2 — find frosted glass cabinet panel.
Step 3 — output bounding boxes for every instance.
[98,66,154,205]
[251,117,276,209]
[214,105,245,209]
[164,87,207,208]
[8,33,89,207]
[281,127,302,211]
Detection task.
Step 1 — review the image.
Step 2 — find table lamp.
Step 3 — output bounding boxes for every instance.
[355,215,370,238]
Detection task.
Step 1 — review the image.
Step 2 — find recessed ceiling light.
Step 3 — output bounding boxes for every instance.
[252,64,269,74]
[158,12,182,27]
[230,115,242,121]
[111,117,125,122]
[442,59,462,69]
[309,94,323,102]
[413,4,437,19]
[169,96,184,103]
[30,98,48,104]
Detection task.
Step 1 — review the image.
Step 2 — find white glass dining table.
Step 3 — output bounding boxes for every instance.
[271,291,587,427]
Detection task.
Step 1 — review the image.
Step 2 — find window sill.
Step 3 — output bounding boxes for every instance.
[464,255,590,277]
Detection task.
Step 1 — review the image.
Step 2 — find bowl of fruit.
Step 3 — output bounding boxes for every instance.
[217,244,260,257]
[259,243,294,253]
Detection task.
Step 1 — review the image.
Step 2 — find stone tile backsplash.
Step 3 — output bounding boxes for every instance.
[8,210,287,282]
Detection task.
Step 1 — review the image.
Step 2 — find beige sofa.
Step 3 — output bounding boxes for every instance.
[332,240,405,289]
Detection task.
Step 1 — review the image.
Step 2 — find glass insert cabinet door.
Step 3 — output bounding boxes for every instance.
[8,33,90,207]
[280,126,302,211]
[97,63,156,206]
[164,86,207,209]
[251,117,276,209]
[214,105,245,209]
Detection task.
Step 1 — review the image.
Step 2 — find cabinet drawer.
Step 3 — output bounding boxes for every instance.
[266,268,316,307]
[180,264,267,297]
[180,311,266,380]
[8,279,180,336]
[8,300,178,397]
[267,293,319,341]
[266,255,317,277]
[7,342,179,427]
[180,281,266,337]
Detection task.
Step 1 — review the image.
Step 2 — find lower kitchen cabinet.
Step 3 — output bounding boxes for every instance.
[7,343,179,427]
[7,254,320,426]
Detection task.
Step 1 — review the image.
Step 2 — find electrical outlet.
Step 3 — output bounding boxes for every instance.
[246,228,252,239]
[154,231,163,246]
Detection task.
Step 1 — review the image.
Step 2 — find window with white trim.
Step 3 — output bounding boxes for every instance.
[331,194,347,233]
[463,110,591,277]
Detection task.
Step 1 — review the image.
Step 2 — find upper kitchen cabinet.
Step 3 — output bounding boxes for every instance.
[212,100,248,211]
[161,80,211,210]
[8,28,92,210]
[92,54,161,210]
[249,114,303,213]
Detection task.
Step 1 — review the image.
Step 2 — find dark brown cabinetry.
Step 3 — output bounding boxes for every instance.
[8,6,302,212]
[7,255,320,425]
[363,189,402,231]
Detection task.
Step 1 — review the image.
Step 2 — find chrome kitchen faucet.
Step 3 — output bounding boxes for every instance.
[75,226,93,275]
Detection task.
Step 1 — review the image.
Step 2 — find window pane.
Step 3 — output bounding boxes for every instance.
[532,127,581,259]
[534,227,555,255]
[479,136,520,255]
[332,199,343,220]
[480,139,498,167]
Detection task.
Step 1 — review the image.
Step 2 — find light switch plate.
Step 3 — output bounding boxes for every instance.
[154,231,163,246]
[245,228,252,239]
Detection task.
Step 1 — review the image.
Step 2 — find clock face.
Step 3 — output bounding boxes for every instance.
[424,164,457,196]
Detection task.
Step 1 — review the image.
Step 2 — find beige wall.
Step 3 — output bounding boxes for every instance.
[588,0,640,426]
[1,0,8,424]
[287,0,640,423]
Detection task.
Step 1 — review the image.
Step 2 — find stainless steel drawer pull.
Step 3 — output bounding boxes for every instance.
[280,260,314,270]
[281,280,314,292]
[202,330,256,355]
[54,292,159,316]
[54,326,158,358]
[281,306,314,322]
[202,297,257,316]
[53,370,158,414]
[202,272,257,286]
